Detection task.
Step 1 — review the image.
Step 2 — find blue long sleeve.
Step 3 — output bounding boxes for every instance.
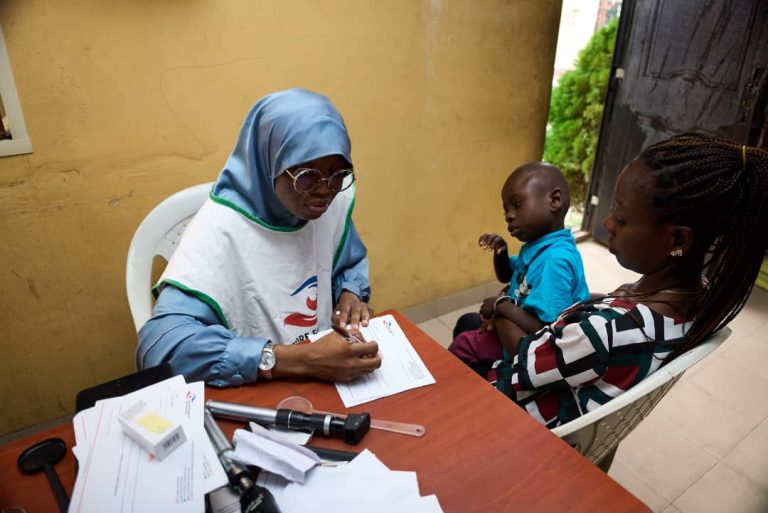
[136,286,267,387]
[137,219,371,387]
[331,220,371,303]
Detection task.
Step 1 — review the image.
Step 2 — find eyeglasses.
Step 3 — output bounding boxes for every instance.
[284,167,356,193]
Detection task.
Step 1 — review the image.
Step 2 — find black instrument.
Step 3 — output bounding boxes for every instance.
[75,363,173,412]
[17,438,70,513]
[205,400,370,445]
[304,445,359,462]
[204,409,281,513]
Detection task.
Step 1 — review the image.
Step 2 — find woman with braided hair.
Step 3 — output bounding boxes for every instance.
[493,133,768,429]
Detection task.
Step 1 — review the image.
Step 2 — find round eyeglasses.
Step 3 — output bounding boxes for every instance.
[284,167,355,193]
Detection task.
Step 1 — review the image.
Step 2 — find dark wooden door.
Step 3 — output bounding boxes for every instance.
[584,0,768,243]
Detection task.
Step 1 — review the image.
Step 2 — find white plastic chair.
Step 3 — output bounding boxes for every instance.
[551,326,731,468]
[125,183,213,332]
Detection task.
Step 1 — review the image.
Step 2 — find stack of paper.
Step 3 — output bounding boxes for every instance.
[68,376,228,513]
[312,314,436,407]
[256,449,444,513]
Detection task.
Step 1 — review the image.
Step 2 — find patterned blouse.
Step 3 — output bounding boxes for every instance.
[494,297,692,428]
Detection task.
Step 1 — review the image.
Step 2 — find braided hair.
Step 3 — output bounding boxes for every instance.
[640,133,768,358]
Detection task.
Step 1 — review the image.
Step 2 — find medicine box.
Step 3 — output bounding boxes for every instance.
[118,399,186,461]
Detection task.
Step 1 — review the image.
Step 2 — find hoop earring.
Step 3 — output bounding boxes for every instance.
[670,249,683,257]
[742,145,747,170]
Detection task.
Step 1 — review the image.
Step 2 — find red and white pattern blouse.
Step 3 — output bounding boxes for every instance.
[494,297,693,428]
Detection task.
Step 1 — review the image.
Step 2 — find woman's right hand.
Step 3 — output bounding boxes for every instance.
[272,331,381,382]
[478,233,508,254]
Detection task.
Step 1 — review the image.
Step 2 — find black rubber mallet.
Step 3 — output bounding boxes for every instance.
[17,437,70,513]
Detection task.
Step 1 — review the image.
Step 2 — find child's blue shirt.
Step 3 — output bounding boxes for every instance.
[508,228,589,323]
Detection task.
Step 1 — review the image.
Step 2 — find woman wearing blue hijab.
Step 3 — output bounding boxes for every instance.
[137,89,381,386]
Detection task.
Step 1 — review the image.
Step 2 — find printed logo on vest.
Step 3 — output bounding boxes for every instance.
[284,275,318,328]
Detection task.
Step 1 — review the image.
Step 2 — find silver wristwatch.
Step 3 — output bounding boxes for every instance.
[259,342,276,380]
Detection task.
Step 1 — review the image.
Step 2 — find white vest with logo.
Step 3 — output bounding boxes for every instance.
[157,188,354,344]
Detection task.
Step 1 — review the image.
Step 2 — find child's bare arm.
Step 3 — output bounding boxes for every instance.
[494,300,545,334]
[494,318,528,355]
[478,233,512,283]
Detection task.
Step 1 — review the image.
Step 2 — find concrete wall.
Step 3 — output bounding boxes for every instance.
[0,0,561,434]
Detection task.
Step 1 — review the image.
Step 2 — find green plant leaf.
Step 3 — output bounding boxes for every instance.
[544,17,619,209]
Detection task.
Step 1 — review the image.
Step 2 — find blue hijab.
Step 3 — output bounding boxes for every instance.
[212,88,353,228]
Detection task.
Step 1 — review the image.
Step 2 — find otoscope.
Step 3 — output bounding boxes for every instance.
[206,400,371,445]
[204,409,281,513]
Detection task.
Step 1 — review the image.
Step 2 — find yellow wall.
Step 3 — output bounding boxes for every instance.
[0,0,561,434]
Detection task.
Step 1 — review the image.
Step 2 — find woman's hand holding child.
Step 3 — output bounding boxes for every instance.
[479,296,498,320]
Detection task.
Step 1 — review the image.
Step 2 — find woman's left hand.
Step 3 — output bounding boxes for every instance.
[479,317,496,332]
[333,291,373,330]
[479,296,497,320]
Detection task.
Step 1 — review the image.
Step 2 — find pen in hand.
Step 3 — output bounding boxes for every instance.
[332,324,365,344]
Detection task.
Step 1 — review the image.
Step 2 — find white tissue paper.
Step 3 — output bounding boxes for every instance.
[254,421,313,446]
[256,449,444,513]
[232,423,320,483]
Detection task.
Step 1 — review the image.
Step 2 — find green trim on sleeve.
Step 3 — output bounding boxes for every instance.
[153,279,231,329]
[333,193,356,269]
[209,192,307,232]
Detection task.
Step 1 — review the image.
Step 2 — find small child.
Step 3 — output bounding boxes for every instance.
[448,162,589,376]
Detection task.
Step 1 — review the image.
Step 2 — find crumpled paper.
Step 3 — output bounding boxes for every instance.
[232,423,320,483]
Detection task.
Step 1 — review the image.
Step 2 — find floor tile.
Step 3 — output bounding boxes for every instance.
[677,330,737,381]
[608,459,670,512]
[673,463,768,513]
[722,417,768,494]
[578,240,641,294]
[436,305,479,337]
[687,356,768,424]
[750,317,768,344]
[675,351,714,382]
[650,380,758,458]
[417,319,452,348]
[726,289,768,340]
[719,335,768,381]
[613,414,718,502]
[678,290,766,382]
[661,505,682,513]
[577,240,613,262]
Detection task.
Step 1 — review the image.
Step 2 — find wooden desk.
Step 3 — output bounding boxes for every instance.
[0,311,650,513]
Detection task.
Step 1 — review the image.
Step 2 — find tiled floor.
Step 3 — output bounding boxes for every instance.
[415,240,768,513]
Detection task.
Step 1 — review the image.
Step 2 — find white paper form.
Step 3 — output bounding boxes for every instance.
[312,315,436,407]
[256,449,444,513]
[68,377,226,513]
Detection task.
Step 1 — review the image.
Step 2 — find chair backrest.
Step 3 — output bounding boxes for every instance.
[550,326,731,464]
[125,183,213,332]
